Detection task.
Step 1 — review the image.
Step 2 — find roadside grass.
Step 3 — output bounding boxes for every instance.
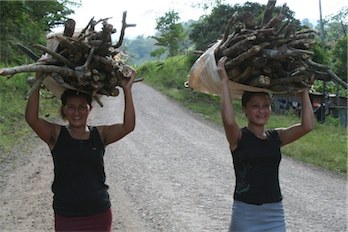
[137,55,347,174]
[0,74,60,162]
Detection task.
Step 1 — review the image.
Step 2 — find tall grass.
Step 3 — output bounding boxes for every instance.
[0,74,60,162]
[0,75,30,153]
[137,55,347,174]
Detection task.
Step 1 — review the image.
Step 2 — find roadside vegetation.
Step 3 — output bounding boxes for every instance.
[0,0,77,162]
[0,73,60,163]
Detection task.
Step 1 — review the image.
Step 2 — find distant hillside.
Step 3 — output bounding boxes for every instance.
[120,36,163,66]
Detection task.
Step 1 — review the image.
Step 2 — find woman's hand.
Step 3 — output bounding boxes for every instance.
[120,67,136,90]
[217,56,229,84]
[296,87,310,97]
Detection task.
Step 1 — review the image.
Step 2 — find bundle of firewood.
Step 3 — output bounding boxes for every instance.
[188,0,347,95]
[0,12,138,107]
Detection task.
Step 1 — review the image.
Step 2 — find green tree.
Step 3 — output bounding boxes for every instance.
[123,36,161,65]
[325,8,347,83]
[324,7,348,42]
[0,0,79,65]
[330,36,347,81]
[189,2,299,51]
[301,18,314,29]
[151,10,187,57]
[189,4,235,51]
[314,7,348,85]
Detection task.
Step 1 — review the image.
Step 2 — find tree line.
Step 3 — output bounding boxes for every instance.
[0,0,78,64]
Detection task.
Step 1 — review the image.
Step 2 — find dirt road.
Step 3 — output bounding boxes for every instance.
[0,83,346,231]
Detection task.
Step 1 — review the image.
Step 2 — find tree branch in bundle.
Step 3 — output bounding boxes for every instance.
[326,69,348,89]
[263,4,286,29]
[25,73,48,99]
[0,65,76,78]
[15,43,40,61]
[225,43,269,69]
[55,36,79,53]
[113,11,137,49]
[34,44,75,68]
[221,13,238,45]
[222,35,257,58]
[263,46,314,60]
[304,58,348,89]
[261,0,277,27]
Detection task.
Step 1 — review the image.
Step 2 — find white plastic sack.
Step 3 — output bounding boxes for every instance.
[40,31,80,99]
[188,41,273,98]
[42,75,75,99]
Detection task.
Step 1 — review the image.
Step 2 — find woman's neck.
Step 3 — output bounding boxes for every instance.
[246,124,266,139]
[67,125,90,139]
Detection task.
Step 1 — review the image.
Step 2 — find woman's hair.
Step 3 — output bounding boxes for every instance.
[60,89,92,120]
[241,91,271,107]
[60,89,92,106]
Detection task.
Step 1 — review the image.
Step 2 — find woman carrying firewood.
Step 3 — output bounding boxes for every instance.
[217,56,314,231]
[25,69,136,231]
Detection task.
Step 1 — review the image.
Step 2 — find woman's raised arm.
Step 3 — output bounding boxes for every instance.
[218,57,241,151]
[277,89,314,146]
[25,73,59,147]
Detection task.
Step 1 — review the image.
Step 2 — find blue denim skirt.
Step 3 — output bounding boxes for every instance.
[229,200,286,232]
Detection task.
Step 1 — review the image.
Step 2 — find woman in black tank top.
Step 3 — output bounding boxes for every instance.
[25,68,136,231]
[217,56,314,231]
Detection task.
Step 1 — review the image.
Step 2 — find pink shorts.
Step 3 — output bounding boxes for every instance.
[55,208,112,231]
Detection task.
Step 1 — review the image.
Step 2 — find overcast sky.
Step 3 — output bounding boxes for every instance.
[61,0,346,38]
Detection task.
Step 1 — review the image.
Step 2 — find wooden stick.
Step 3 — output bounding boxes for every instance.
[261,0,277,27]
[0,64,76,78]
[25,74,48,99]
[34,44,75,68]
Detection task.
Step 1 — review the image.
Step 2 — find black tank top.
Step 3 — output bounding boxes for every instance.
[232,127,282,205]
[51,126,111,216]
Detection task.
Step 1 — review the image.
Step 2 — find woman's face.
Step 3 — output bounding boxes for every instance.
[243,94,271,126]
[62,96,91,127]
